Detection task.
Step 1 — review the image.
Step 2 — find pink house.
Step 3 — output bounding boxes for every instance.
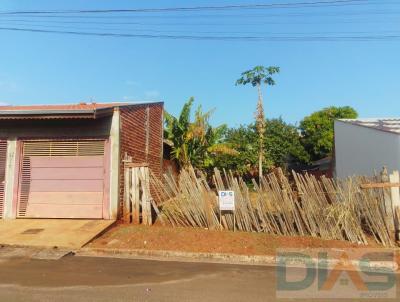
[0,102,163,220]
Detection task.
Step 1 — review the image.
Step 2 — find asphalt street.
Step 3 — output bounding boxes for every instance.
[0,254,398,302]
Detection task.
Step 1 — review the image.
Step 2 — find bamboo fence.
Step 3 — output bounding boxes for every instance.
[151,167,399,247]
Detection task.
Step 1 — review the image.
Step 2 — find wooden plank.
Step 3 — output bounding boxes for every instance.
[125,162,149,168]
[131,168,140,224]
[140,167,152,226]
[360,182,400,189]
[390,171,400,208]
[144,167,152,225]
[380,168,395,242]
[390,171,400,240]
[395,208,400,241]
[150,199,164,225]
[140,167,148,226]
[156,167,396,246]
[123,166,131,223]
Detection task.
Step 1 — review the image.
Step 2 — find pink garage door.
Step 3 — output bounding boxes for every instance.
[17,140,107,219]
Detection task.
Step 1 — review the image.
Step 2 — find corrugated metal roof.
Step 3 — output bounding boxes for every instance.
[338,118,400,135]
[0,103,124,111]
[0,101,162,120]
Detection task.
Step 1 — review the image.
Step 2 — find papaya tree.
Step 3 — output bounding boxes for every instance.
[236,65,280,181]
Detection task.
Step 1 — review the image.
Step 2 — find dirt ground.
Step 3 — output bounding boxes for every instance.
[88,223,379,256]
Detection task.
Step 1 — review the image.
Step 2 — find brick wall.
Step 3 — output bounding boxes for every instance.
[119,103,163,217]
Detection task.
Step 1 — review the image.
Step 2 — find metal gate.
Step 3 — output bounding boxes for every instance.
[0,141,7,218]
[17,140,107,219]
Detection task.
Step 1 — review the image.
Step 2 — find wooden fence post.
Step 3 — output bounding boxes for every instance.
[132,167,140,224]
[145,167,152,225]
[140,166,152,226]
[123,162,153,226]
[389,170,400,240]
[381,168,395,239]
[123,166,131,223]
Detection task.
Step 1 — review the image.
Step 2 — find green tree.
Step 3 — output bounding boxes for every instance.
[299,106,358,161]
[213,125,258,176]
[164,98,236,169]
[214,118,309,177]
[236,65,280,181]
[265,118,310,169]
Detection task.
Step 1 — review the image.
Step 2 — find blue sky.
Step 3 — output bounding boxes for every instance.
[0,0,399,126]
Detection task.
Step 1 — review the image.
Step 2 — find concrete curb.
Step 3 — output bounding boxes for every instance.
[77,247,276,266]
[77,247,399,272]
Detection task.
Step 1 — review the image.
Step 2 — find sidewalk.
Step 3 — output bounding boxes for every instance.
[81,224,400,272]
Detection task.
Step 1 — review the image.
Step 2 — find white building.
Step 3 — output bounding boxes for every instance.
[334,118,400,178]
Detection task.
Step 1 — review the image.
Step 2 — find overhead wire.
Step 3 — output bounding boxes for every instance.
[0,20,398,35]
[0,26,399,41]
[0,0,397,42]
[1,9,400,19]
[0,0,377,15]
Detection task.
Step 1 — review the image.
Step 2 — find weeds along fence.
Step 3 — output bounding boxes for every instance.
[150,167,399,247]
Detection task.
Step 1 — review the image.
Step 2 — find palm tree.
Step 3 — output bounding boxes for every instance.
[164,97,236,169]
[236,65,280,181]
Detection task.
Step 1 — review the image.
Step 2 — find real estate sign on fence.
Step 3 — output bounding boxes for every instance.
[218,191,235,211]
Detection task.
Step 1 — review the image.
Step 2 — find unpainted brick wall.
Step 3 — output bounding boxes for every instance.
[119,103,163,218]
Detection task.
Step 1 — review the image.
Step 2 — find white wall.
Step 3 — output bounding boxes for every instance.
[3,139,17,219]
[109,108,120,220]
[334,121,400,178]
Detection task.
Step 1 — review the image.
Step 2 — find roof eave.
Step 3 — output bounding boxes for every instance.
[0,109,96,115]
[0,108,115,120]
[93,107,115,118]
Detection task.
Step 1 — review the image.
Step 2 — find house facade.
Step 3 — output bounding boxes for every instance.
[0,102,163,220]
[334,118,400,178]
